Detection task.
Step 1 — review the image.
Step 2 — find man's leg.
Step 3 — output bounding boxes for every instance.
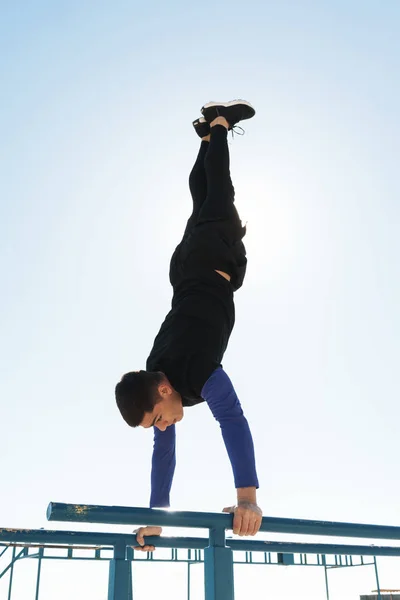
[169,135,210,286]
[182,136,211,238]
[198,117,247,290]
[199,118,243,230]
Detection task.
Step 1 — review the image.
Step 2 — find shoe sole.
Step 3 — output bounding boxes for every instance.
[192,117,210,138]
[201,100,255,127]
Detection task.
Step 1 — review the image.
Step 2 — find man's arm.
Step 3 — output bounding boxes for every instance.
[133,428,175,554]
[149,425,176,508]
[201,366,259,500]
[201,367,262,536]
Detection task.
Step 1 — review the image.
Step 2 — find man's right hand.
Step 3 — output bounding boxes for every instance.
[133,526,162,552]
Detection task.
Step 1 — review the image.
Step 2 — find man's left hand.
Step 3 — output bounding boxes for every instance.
[222,502,263,536]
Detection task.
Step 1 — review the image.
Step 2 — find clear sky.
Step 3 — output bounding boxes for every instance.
[1,0,399,598]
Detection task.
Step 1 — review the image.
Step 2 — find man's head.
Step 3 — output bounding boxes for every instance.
[115,370,183,431]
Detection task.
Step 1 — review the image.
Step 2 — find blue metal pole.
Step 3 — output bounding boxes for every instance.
[35,547,43,600]
[323,560,330,600]
[126,546,134,600]
[374,557,382,600]
[108,542,132,600]
[2,527,400,558]
[127,559,132,600]
[187,561,191,600]
[46,503,400,541]
[7,547,15,600]
[204,528,234,600]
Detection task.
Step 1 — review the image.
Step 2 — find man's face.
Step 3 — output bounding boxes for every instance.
[140,384,184,431]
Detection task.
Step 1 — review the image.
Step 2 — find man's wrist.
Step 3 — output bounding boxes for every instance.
[236,486,257,504]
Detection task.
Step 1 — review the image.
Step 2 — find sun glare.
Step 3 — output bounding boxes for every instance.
[236,176,297,279]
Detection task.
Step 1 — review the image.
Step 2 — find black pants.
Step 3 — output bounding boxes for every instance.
[170,125,247,292]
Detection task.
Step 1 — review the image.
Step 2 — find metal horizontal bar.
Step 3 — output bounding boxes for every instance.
[2,543,113,552]
[46,503,233,530]
[0,528,125,547]
[326,562,375,569]
[1,527,400,557]
[0,528,207,550]
[0,546,381,567]
[47,503,400,541]
[241,541,400,557]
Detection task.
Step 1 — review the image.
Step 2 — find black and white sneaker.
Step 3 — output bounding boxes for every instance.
[192,117,210,138]
[200,100,255,131]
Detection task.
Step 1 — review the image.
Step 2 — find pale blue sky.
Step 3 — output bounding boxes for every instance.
[1,1,399,598]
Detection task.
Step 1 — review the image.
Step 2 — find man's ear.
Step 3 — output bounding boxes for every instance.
[158,380,174,396]
[158,384,169,397]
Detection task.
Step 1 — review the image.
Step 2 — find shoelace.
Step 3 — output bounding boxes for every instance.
[231,124,245,137]
[214,107,246,137]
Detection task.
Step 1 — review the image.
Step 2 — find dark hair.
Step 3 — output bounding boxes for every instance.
[115,370,165,427]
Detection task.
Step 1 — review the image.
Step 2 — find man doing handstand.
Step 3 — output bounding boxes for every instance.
[115,100,262,551]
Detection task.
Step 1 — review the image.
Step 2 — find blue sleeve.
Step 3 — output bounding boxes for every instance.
[149,424,176,508]
[201,367,259,489]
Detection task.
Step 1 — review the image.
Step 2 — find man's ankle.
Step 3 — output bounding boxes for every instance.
[210,116,229,129]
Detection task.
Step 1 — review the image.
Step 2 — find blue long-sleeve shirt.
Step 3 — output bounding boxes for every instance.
[150,366,259,508]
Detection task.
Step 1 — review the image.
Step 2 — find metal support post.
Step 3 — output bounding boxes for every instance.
[35,547,44,600]
[108,541,132,600]
[323,556,330,600]
[187,561,191,600]
[373,557,382,600]
[7,547,16,600]
[204,527,234,600]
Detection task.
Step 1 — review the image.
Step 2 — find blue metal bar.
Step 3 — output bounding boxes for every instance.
[330,561,375,569]
[108,542,132,600]
[7,547,16,600]
[374,557,382,600]
[10,552,378,568]
[0,528,129,547]
[204,527,234,600]
[46,502,400,540]
[35,547,43,600]
[324,563,330,600]
[2,527,400,557]
[209,528,226,547]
